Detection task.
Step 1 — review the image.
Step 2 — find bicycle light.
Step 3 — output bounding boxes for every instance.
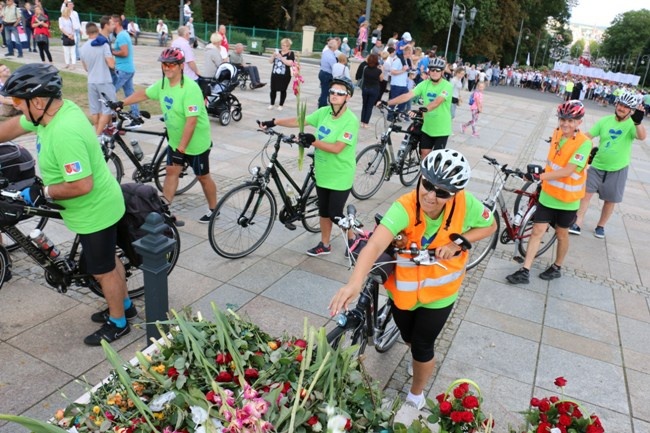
[249,166,261,176]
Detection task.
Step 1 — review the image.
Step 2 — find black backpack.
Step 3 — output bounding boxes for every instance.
[0,143,36,189]
[116,183,170,267]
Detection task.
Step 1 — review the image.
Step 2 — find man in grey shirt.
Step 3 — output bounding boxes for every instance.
[229,43,266,89]
[80,22,116,135]
[318,38,338,107]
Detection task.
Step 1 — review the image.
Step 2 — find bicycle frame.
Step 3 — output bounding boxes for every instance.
[103,124,168,178]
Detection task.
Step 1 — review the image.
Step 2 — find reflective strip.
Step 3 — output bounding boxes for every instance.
[548,161,582,180]
[393,269,465,292]
[546,179,583,192]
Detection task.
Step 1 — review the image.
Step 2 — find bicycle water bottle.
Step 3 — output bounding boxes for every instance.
[285,184,298,206]
[397,137,409,160]
[513,207,525,226]
[30,229,60,259]
[130,139,144,161]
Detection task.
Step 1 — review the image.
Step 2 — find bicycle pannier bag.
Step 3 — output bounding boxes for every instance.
[116,183,168,267]
[0,143,36,188]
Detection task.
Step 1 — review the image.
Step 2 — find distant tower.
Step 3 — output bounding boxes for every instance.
[581,42,591,61]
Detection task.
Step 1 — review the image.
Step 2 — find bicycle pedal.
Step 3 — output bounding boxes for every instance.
[513,255,524,264]
[284,222,297,231]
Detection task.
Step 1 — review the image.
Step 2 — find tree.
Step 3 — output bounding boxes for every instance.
[600,8,650,70]
[124,0,135,17]
[570,39,585,58]
[192,0,204,23]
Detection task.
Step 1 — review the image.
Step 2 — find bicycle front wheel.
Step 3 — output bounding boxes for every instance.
[466,210,500,270]
[4,216,49,252]
[399,145,421,186]
[153,148,199,195]
[106,153,125,183]
[517,204,557,258]
[301,181,321,233]
[352,144,387,200]
[209,184,277,259]
[373,297,400,353]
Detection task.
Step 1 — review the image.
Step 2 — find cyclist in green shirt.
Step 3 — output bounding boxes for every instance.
[117,47,218,223]
[258,77,358,256]
[0,63,131,346]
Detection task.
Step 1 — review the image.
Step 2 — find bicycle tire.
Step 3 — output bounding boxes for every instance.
[399,145,420,186]
[4,216,49,252]
[0,245,7,290]
[466,210,500,270]
[88,217,181,299]
[351,144,387,200]
[153,148,199,195]
[513,181,536,216]
[326,318,367,356]
[517,204,557,258]
[373,298,400,353]
[107,153,125,183]
[301,181,321,233]
[208,184,277,259]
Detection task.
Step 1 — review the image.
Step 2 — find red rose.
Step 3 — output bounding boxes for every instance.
[306,415,319,426]
[244,368,259,381]
[536,422,551,433]
[453,382,470,398]
[549,395,559,403]
[482,418,495,429]
[539,413,548,423]
[216,353,233,365]
[206,390,217,403]
[530,397,541,407]
[538,399,551,412]
[216,371,233,382]
[282,381,292,393]
[439,401,452,415]
[557,401,570,415]
[294,339,307,349]
[450,411,463,423]
[436,393,446,403]
[462,395,479,409]
[572,406,583,418]
[167,367,179,379]
[461,411,474,423]
[296,353,303,362]
[344,418,352,430]
[554,376,567,387]
[558,414,572,426]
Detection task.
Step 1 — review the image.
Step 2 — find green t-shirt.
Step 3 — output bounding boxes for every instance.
[588,114,637,171]
[305,106,358,190]
[381,191,494,309]
[539,137,592,210]
[146,78,212,155]
[19,100,125,234]
[411,79,453,137]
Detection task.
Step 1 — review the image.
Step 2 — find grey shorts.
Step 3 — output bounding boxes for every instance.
[88,82,117,115]
[585,166,628,203]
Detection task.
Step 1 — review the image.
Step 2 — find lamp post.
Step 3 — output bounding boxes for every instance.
[533,31,542,67]
[216,0,220,28]
[179,0,183,28]
[444,0,456,60]
[640,55,650,87]
[513,19,531,67]
[451,3,477,63]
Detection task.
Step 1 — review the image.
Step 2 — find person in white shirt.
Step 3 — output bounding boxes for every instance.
[127,21,140,45]
[62,1,81,61]
[156,19,168,47]
[171,25,200,81]
[183,0,192,24]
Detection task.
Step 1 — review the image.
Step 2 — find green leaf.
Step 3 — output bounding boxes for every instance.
[0,415,68,433]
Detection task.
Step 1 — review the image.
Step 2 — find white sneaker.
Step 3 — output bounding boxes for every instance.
[267,105,274,110]
[393,399,425,426]
[277,106,283,111]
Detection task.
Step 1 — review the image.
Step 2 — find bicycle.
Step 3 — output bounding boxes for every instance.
[352,105,425,200]
[99,97,199,195]
[0,178,181,297]
[208,129,320,259]
[327,204,472,354]
[466,155,557,270]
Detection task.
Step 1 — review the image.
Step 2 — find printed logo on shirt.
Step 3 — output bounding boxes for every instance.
[188,105,198,113]
[64,161,82,175]
[574,153,585,162]
[440,90,449,97]
[421,233,435,248]
[164,95,173,110]
[343,132,353,140]
[317,125,331,140]
[426,92,437,101]
[482,207,491,220]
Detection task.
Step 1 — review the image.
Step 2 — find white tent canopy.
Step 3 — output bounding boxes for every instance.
[552,61,640,86]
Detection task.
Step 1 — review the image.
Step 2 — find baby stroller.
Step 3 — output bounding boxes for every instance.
[204,63,243,126]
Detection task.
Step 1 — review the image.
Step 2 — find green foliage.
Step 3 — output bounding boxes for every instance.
[600,9,650,60]
[192,0,204,24]
[123,0,135,17]
[570,39,585,58]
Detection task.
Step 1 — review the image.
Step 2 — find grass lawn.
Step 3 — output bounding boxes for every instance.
[2,60,161,116]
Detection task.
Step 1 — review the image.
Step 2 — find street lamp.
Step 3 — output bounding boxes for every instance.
[640,55,650,87]
[513,19,531,67]
[533,31,542,67]
[451,3,477,63]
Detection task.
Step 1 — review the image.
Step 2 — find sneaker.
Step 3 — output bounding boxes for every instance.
[393,399,425,426]
[472,133,480,138]
[594,226,605,239]
[91,304,138,323]
[198,209,219,223]
[267,105,274,110]
[124,116,144,129]
[539,264,562,281]
[406,360,413,377]
[84,321,131,346]
[306,241,331,257]
[4,53,14,57]
[568,224,581,235]
[506,267,530,284]
[277,106,283,111]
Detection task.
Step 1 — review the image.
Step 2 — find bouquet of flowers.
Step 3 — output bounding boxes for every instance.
[512,376,605,433]
[291,59,307,171]
[426,379,491,433]
[0,307,392,433]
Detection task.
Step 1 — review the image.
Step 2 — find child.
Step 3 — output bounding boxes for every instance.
[461,81,484,137]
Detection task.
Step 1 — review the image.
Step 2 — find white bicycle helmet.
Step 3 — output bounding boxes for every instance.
[616,91,640,108]
[420,149,471,192]
[428,57,446,70]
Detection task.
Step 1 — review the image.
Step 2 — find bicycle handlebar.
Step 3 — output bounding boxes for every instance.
[257,128,297,144]
[100,92,151,125]
[482,155,526,179]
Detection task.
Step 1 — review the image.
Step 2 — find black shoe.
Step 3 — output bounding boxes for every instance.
[539,264,561,280]
[506,267,530,284]
[84,321,130,346]
[4,53,14,56]
[198,209,219,223]
[90,304,138,323]
[124,116,144,129]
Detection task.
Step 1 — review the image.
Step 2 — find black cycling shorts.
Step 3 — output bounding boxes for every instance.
[79,222,118,275]
[532,202,577,229]
[167,144,212,176]
[391,303,454,363]
[419,133,449,151]
[315,185,351,221]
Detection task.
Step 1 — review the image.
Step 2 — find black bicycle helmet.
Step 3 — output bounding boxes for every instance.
[330,76,354,97]
[420,149,471,193]
[158,47,185,64]
[0,63,62,99]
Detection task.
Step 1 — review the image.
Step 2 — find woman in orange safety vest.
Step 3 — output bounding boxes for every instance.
[329,149,497,424]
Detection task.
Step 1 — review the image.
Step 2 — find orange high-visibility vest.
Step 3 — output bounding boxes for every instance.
[384,189,468,310]
[541,129,589,202]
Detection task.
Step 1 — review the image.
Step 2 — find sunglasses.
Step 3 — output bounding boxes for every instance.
[11,96,23,106]
[421,178,454,198]
[429,68,442,73]
[329,89,348,96]
[161,62,181,69]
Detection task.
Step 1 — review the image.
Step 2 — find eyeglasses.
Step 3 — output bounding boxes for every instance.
[421,178,455,198]
[329,89,348,96]
[429,68,442,73]
[161,62,181,69]
[11,96,23,106]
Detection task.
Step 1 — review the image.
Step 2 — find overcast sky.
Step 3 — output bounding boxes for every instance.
[570,0,650,27]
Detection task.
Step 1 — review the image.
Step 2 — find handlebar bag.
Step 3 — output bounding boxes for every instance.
[0,143,36,187]
[0,200,25,227]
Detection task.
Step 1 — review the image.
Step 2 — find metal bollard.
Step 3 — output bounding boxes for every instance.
[132,212,177,343]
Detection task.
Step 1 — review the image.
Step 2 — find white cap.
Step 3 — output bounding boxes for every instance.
[343,37,348,43]
[402,32,412,41]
